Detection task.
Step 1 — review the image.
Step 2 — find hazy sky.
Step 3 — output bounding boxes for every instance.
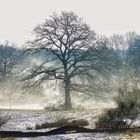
[0,0,140,46]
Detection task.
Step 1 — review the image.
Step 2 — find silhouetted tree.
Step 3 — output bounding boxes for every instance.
[107,32,137,89]
[0,41,19,77]
[0,41,21,109]
[23,12,111,109]
[127,35,140,88]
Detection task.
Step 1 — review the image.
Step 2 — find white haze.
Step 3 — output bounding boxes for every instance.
[1,0,139,109]
[0,56,118,110]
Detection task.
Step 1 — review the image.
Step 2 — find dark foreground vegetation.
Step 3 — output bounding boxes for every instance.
[35,118,89,129]
[95,88,140,131]
[0,126,140,138]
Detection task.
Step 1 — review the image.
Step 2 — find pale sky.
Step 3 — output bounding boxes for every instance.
[0,0,140,46]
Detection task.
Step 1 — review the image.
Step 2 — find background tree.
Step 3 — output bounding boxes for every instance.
[0,41,19,77]
[106,32,137,90]
[23,12,111,109]
[127,35,140,88]
[0,41,21,109]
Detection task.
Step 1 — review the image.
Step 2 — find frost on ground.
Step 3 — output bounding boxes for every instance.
[0,109,139,140]
[19,133,140,140]
[0,109,101,131]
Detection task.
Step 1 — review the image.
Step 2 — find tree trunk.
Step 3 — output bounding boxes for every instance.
[64,79,72,110]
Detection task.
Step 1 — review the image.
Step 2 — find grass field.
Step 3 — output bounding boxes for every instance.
[0,108,44,112]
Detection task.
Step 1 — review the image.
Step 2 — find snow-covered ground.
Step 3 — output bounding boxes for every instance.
[1,109,100,131]
[0,109,140,140]
[20,133,140,140]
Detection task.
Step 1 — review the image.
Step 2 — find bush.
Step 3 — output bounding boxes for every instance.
[69,119,89,126]
[26,126,33,130]
[44,104,86,111]
[0,113,10,128]
[44,103,65,111]
[95,108,128,130]
[95,88,140,131]
[44,106,60,111]
[35,118,68,129]
[35,118,89,129]
[114,88,140,115]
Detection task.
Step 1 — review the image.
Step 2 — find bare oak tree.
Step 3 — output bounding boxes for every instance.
[23,12,107,109]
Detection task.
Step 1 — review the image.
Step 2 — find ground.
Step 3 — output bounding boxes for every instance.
[0,109,140,140]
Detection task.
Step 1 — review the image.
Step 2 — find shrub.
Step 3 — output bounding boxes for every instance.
[44,106,60,111]
[26,126,33,130]
[44,103,65,111]
[69,119,89,126]
[35,118,89,129]
[114,88,140,115]
[95,108,128,130]
[0,113,10,128]
[95,88,140,131]
[35,118,68,129]
[44,104,86,111]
